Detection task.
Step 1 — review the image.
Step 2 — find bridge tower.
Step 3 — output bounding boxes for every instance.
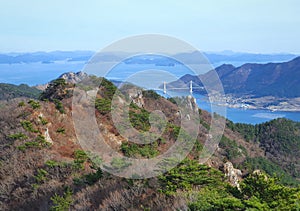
[163,81,167,94]
[189,80,193,95]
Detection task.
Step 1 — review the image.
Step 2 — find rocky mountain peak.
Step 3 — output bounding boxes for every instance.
[59,71,88,84]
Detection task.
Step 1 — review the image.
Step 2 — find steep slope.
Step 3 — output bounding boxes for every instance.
[0,76,299,210]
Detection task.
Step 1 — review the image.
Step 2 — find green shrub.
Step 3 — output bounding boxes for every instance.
[159,159,223,195]
[109,157,131,171]
[219,135,242,160]
[45,160,60,168]
[73,150,88,170]
[16,145,26,152]
[190,140,203,159]
[95,98,111,114]
[167,97,177,104]
[31,183,40,190]
[36,134,51,147]
[20,120,39,133]
[18,101,25,107]
[73,177,85,185]
[87,153,103,170]
[39,116,48,125]
[17,135,50,151]
[129,104,150,131]
[142,90,160,99]
[35,169,48,183]
[188,187,245,211]
[50,187,73,211]
[200,119,210,130]
[8,132,28,140]
[100,78,117,99]
[84,168,103,185]
[167,123,181,140]
[74,149,87,160]
[56,127,65,134]
[53,78,67,86]
[121,142,159,158]
[239,172,300,210]
[54,99,65,114]
[45,160,69,169]
[24,141,40,147]
[28,99,41,109]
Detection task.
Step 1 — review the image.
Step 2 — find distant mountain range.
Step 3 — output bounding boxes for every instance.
[169,56,300,98]
[0,51,94,64]
[1,51,299,99]
[0,50,297,67]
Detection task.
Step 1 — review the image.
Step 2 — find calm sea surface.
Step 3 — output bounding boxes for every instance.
[1,62,299,124]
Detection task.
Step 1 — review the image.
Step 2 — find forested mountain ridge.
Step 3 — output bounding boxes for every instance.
[227,118,300,182]
[0,51,296,65]
[0,83,41,100]
[170,56,300,98]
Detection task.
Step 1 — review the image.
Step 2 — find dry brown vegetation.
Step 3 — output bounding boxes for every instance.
[0,78,298,210]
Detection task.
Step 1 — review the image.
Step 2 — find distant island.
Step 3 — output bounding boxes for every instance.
[1,51,299,111]
[168,56,300,111]
[0,50,297,67]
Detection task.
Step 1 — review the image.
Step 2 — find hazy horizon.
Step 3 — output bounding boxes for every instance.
[0,49,299,55]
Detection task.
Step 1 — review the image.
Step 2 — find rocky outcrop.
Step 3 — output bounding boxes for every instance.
[44,128,53,145]
[224,161,242,189]
[129,89,144,108]
[186,95,198,113]
[59,71,88,84]
[36,72,89,91]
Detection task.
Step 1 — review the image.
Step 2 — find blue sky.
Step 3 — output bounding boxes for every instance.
[1,0,299,53]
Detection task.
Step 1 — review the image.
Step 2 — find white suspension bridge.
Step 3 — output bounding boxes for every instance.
[159,80,204,95]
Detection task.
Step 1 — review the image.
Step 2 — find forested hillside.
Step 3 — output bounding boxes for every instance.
[227,118,300,185]
[0,76,299,210]
[0,83,41,100]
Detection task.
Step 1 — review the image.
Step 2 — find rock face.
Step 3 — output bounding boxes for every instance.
[35,72,89,91]
[59,71,88,84]
[186,95,198,113]
[44,128,53,145]
[129,89,144,108]
[224,161,242,189]
[38,113,53,145]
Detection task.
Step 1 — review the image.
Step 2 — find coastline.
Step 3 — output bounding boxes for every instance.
[207,95,300,112]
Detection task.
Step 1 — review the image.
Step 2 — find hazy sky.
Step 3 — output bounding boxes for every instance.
[1,0,300,53]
